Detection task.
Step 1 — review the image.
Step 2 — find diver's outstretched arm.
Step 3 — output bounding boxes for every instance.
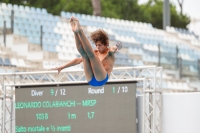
[51,58,82,74]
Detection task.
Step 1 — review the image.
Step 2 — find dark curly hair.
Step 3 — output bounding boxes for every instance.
[90,29,109,46]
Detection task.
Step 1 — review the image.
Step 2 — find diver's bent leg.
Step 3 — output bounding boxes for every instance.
[74,34,94,81]
[74,33,86,57]
[77,30,95,57]
[88,56,108,81]
[70,17,95,57]
[81,56,94,82]
[74,33,93,81]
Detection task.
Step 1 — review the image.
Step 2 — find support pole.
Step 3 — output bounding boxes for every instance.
[3,21,6,47]
[198,59,200,80]
[11,10,14,33]
[142,80,145,133]
[179,57,182,79]
[40,25,43,50]
[2,76,5,133]
[163,0,171,30]
[176,46,179,69]
[10,75,15,133]
[158,44,161,66]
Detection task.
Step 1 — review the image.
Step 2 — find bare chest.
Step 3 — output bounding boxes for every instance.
[96,51,110,62]
[96,52,115,74]
[94,50,115,64]
[98,54,107,62]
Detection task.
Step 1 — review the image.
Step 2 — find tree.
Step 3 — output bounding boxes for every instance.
[0,0,93,15]
[101,0,142,20]
[91,0,101,16]
[177,0,184,15]
[140,0,190,29]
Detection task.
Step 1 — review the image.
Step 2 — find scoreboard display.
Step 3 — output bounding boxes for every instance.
[15,81,136,133]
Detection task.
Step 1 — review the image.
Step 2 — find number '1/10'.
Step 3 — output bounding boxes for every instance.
[113,86,129,93]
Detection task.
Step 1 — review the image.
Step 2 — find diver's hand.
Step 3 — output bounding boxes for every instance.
[51,66,63,75]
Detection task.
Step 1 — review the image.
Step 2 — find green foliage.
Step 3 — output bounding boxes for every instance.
[57,0,93,15]
[0,0,93,15]
[140,0,163,29]
[101,0,142,21]
[170,3,190,29]
[139,0,190,29]
[0,0,190,29]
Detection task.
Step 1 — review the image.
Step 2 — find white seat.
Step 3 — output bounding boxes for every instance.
[182,83,190,90]
[6,69,13,73]
[10,58,18,66]
[61,11,65,17]
[19,5,24,11]
[167,81,173,89]
[49,62,56,68]
[55,45,62,52]
[7,4,12,10]
[1,3,7,9]
[30,7,36,13]
[58,53,65,60]
[13,4,19,11]
[24,6,30,12]
[0,68,6,73]
[17,59,28,67]
[43,61,50,69]
[56,62,62,67]
[36,8,41,14]
[41,8,47,14]
[133,60,140,66]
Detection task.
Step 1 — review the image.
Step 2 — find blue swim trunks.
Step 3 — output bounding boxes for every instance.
[88,74,109,87]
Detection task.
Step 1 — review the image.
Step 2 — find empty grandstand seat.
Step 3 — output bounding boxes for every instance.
[133,60,143,66]
[0,68,6,73]
[7,4,13,10]
[2,8,11,16]
[0,57,4,66]
[0,58,10,66]
[56,62,63,67]
[13,4,19,11]
[41,8,47,14]
[128,47,143,55]
[4,58,15,66]
[1,3,7,9]
[43,61,50,69]
[142,54,158,63]
[10,58,18,66]
[58,53,65,60]
[160,57,170,64]
[18,59,28,68]
[49,62,56,68]
[162,80,168,89]
[6,69,13,73]
[189,65,198,73]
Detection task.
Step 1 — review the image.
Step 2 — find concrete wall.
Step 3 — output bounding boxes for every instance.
[136,93,200,133]
[162,92,200,133]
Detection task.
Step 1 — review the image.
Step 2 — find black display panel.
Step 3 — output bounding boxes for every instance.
[15,81,136,133]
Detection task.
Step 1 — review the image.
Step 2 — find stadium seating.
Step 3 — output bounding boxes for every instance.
[0,3,200,90]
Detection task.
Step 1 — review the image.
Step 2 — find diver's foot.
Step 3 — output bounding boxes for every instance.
[70,16,82,33]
